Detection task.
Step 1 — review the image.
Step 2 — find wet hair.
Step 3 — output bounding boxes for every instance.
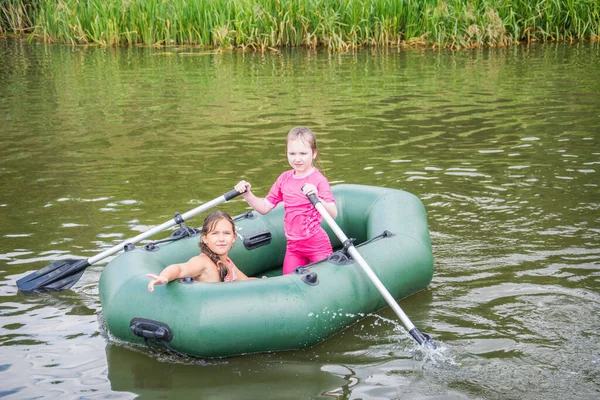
[198,210,236,282]
[286,126,326,172]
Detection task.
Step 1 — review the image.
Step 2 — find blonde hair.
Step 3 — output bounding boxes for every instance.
[286,126,326,172]
[198,210,236,281]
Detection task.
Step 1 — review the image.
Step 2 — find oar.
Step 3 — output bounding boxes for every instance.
[17,189,242,293]
[306,192,437,348]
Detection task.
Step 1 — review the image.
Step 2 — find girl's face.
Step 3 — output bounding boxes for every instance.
[287,138,316,175]
[202,218,236,256]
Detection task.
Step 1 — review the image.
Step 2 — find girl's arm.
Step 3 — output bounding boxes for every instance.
[147,257,204,292]
[235,180,273,214]
[321,200,338,219]
[231,264,256,280]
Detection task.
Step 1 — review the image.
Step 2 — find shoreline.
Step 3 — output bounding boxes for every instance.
[2,0,599,51]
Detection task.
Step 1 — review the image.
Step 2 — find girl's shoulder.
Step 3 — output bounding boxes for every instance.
[227,257,238,268]
[278,169,295,179]
[188,254,213,269]
[308,168,330,184]
[312,167,326,177]
[189,254,221,282]
[191,253,208,262]
[270,170,295,188]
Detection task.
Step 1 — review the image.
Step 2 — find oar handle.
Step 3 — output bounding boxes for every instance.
[306,192,320,206]
[224,189,241,201]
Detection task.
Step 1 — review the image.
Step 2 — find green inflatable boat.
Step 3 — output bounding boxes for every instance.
[99,184,434,358]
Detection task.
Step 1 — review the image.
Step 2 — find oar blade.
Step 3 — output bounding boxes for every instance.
[423,337,439,349]
[409,328,439,349]
[16,259,90,293]
[42,269,86,291]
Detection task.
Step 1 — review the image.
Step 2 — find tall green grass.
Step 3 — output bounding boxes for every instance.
[2,0,599,50]
[0,0,33,33]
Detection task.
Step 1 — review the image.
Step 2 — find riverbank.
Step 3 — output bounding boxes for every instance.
[1,0,599,50]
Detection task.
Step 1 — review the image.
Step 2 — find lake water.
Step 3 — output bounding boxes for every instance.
[1,38,599,399]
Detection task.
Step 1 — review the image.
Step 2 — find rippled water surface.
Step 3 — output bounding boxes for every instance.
[1,39,599,399]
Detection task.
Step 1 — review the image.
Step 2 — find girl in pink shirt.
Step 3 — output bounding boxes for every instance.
[235,127,338,274]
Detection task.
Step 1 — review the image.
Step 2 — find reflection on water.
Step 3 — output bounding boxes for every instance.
[105,344,350,399]
[0,39,599,399]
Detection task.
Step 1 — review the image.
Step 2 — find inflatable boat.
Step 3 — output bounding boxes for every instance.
[98,184,434,358]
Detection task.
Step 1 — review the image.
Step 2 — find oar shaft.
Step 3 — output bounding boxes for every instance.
[88,189,240,265]
[18,188,244,293]
[313,201,416,332]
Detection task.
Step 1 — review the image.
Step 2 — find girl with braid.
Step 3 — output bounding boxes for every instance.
[147,210,254,292]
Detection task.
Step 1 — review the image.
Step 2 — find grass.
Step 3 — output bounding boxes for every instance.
[1,0,599,50]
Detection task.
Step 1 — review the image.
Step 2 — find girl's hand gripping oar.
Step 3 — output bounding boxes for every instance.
[305,191,437,348]
[17,189,243,293]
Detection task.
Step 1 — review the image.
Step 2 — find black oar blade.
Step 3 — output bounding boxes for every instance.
[421,334,439,350]
[409,327,439,349]
[17,259,90,293]
[42,269,86,291]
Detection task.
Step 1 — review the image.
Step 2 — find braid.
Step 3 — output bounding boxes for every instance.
[198,242,228,281]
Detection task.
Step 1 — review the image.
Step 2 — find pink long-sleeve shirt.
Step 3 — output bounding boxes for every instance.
[264,168,335,241]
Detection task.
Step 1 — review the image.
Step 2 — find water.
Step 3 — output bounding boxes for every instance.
[1,39,599,399]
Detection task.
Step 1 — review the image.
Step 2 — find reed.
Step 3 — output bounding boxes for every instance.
[2,0,599,50]
[0,0,32,34]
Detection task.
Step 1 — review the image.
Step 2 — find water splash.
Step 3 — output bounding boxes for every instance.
[372,313,460,368]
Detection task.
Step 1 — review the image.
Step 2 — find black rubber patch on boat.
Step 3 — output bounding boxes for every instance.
[294,267,319,286]
[130,318,173,342]
[301,271,319,286]
[143,243,159,252]
[169,226,200,238]
[327,251,354,265]
[123,243,135,252]
[243,230,272,250]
